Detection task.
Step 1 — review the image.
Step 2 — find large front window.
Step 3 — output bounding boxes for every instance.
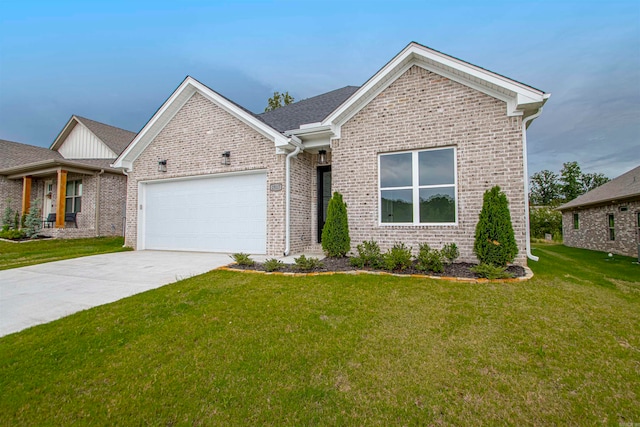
[379,147,456,224]
[65,180,82,213]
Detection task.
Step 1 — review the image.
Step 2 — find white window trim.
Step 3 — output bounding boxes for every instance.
[66,179,82,213]
[378,146,458,226]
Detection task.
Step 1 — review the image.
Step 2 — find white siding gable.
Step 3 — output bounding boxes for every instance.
[58,124,117,159]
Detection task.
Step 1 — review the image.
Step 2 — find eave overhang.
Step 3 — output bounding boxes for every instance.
[0,159,122,180]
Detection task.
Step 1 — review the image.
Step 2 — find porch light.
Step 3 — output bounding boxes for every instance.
[158,160,167,172]
[318,150,327,165]
[222,151,231,165]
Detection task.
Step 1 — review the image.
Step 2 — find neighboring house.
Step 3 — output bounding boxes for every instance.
[0,116,136,238]
[558,165,640,258]
[113,42,549,265]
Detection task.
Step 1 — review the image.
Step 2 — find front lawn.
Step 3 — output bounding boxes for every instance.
[0,236,131,270]
[0,244,638,425]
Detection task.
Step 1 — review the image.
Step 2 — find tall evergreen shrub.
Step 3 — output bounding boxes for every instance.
[473,186,518,267]
[321,192,350,257]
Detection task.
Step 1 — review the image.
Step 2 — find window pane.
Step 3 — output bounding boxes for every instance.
[65,198,73,213]
[76,181,82,196]
[573,213,579,229]
[419,149,454,186]
[75,197,81,213]
[66,181,75,196]
[380,153,412,188]
[608,214,614,228]
[420,187,455,223]
[381,189,413,223]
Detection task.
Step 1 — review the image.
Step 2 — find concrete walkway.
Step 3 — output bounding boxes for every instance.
[0,251,233,337]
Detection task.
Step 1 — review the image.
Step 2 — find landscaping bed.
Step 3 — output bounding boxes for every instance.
[230,256,527,279]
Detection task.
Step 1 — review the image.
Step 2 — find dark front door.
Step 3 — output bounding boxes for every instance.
[317,166,331,243]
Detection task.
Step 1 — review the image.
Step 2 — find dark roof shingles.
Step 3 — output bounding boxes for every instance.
[257,86,359,132]
[0,139,62,169]
[74,116,137,156]
[559,165,640,210]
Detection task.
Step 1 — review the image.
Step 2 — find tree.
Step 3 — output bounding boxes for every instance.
[560,161,583,202]
[529,170,561,206]
[581,172,610,192]
[321,192,351,257]
[473,186,518,267]
[264,91,294,112]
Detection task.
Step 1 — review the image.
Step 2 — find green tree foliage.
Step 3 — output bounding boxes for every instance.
[529,170,561,206]
[23,200,42,238]
[529,206,562,240]
[474,186,518,267]
[581,172,610,192]
[264,91,294,112]
[560,161,583,202]
[321,192,351,257]
[2,201,15,231]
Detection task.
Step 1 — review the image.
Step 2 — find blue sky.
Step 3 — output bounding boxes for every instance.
[0,0,638,178]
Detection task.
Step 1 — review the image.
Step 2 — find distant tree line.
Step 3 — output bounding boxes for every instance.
[529,161,610,207]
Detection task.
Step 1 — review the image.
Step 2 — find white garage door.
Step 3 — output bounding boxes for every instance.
[141,172,267,253]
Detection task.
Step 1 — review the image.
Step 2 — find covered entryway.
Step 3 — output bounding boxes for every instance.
[139,172,267,253]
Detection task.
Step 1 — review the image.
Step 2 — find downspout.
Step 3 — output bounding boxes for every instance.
[95,169,105,237]
[121,168,129,245]
[522,108,543,261]
[284,143,303,256]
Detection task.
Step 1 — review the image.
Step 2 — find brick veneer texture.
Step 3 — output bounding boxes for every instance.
[562,201,640,257]
[333,65,527,265]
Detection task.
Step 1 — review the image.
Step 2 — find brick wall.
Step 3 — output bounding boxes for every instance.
[124,92,288,255]
[562,201,640,257]
[0,177,24,222]
[332,65,527,265]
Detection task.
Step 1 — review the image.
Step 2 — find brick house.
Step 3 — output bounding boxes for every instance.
[0,116,135,238]
[113,42,549,265]
[559,165,640,258]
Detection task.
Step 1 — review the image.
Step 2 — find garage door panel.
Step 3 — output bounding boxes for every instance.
[142,173,267,253]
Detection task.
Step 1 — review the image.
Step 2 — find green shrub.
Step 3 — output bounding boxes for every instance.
[383,243,413,272]
[529,206,562,240]
[470,263,514,279]
[230,253,254,266]
[441,243,459,264]
[294,255,323,271]
[263,258,284,272]
[0,228,26,240]
[321,192,350,257]
[350,240,383,269]
[2,202,15,231]
[23,201,42,238]
[473,186,518,267]
[415,243,444,273]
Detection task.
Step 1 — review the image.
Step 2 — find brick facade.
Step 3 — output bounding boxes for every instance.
[562,200,640,258]
[331,66,527,265]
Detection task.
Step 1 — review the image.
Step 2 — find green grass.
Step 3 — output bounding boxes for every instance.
[0,236,131,270]
[1,244,638,425]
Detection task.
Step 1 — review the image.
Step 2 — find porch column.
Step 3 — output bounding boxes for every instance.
[55,169,67,228]
[21,176,32,216]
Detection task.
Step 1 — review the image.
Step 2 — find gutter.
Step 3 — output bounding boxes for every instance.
[284,139,303,256]
[522,108,544,261]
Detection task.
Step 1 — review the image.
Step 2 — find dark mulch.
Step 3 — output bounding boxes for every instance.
[230,256,526,279]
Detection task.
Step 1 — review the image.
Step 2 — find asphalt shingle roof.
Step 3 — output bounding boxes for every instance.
[0,139,62,169]
[257,86,360,132]
[74,116,137,156]
[558,165,640,210]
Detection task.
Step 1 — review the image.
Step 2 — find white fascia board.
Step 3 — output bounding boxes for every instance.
[49,116,79,151]
[284,125,333,137]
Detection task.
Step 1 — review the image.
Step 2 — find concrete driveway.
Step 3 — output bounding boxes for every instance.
[0,250,233,337]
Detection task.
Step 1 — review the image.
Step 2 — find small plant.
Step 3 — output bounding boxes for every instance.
[230,253,254,266]
[415,243,444,273]
[0,228,26,240]
[321,192,351,257]
[441,243,459,264]
[23,200,42,238]
[263,258,284,272]
[474,186,518,267]
[350,240,383,269]
[2,202,15,231]
[383,243,413,272]
[293,254,323,271]
[470,263,514,280]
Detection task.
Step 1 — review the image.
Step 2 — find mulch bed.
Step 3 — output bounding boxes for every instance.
[230,257,526,279]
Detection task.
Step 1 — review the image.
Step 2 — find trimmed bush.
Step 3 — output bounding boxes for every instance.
[294,255,323,271]
[473,186,518,267]
[321,192,350,257]
[231,253,254,266]
[23,201,42,238]
[415,243,444,273]
[350,240,383,269]
[383,243,413,271]
[0,229,26,240]
[441,243,459,264]
[263,258,284,272]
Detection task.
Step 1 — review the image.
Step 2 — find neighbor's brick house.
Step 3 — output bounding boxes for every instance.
[559,165,640,258]
[113,42,549,265]
[0,116,135,238]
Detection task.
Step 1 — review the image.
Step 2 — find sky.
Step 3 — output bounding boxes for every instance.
[0,0,638,178]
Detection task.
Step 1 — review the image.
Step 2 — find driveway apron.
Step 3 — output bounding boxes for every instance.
[0,251,231,337]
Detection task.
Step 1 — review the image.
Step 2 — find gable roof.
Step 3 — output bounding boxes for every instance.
[322,42,550,136]
[0,138,62,169]
[258,86,360,132]
[50,115,137,156]
[558,165,640,210]
[113,76,297,170]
